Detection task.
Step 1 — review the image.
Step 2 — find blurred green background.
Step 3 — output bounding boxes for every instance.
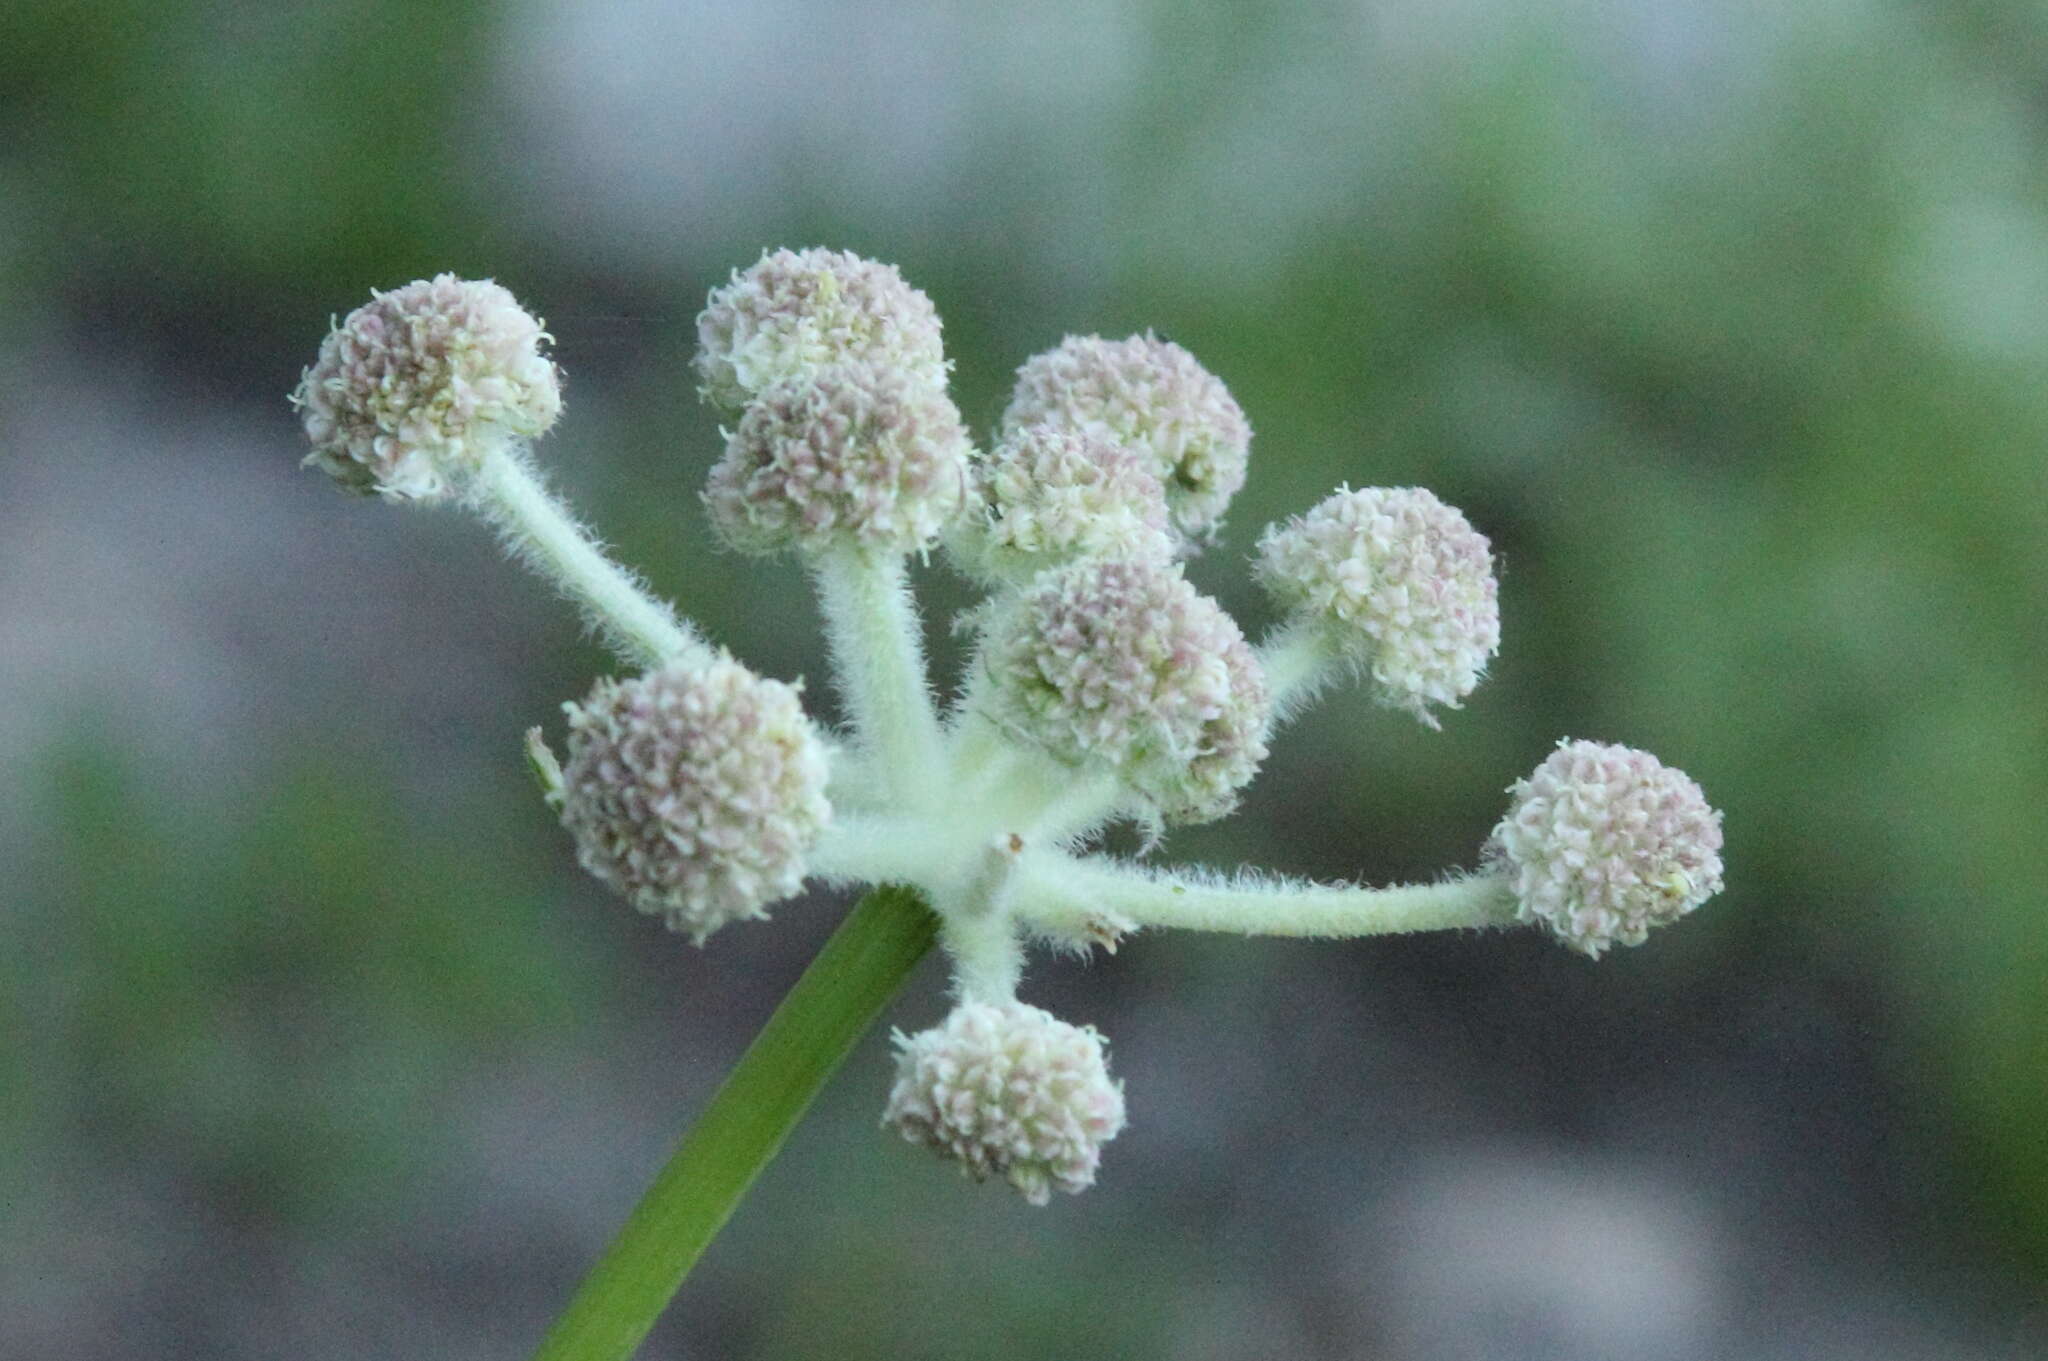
[3,0,2046,1356]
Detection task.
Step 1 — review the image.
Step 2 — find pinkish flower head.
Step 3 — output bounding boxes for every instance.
[1000,333,1250,536]
[556,655,831,944]
[695,247,949,412]
[1487,740,1725,958]
[978,555,1270,824]
[883,1000,1126,1205]
[948,425,1175,584]
[706,361,972,557]
[292,275,562,501]
[1254,486,1500,727]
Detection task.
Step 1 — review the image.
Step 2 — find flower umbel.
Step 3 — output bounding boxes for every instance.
[705,360,971,557]
[1254,485,1500,727]
[947,425,1174,584]
[292,274,561,501]
[696,246,948,412]
[1002,332,1251,536]
[974,554,1270,826]
[296,254,1725,1217]
[884,1001,1126,1205]
[1487,739,1725,958]
[553,655,831,944]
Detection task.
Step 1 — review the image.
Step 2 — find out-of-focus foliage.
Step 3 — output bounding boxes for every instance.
[7,735,601,1225]
[0,0,505,365]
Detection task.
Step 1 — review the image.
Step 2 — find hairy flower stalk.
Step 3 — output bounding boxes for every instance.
[297,253,1726,1358]
[294,276,708,669]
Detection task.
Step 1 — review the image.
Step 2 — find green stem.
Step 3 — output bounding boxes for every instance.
[530,884,939,1361]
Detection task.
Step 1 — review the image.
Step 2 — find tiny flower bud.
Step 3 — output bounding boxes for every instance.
[556,655,831,944]
[978,555,1270,823]
[695,247,949,412]
[292,274,562,501]
[948,425,1175,584]
[1254,486,1500,727]
[705,361,972,558]
[1487,740,1725,958]
[883,1001,1126,1205]
[1001,333,1250,536]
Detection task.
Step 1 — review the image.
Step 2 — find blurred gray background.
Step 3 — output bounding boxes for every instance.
[4,0,2047,1357]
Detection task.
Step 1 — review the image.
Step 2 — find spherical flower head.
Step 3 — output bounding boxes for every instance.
[1254,486,1500,728]
[705,360,972,557]
[1000,333,1250,536]
[695,247,949,412]
[1486,740,1725,958]
[883,1001,1126,1205]
[948,425,1175,585]
[556,655,831,944]
[292,274,562,501]
[978,555,1271,824]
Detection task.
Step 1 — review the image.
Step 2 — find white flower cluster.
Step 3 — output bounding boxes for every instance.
[298,252,1725,1205]
[1255,485,1500,726]
[293,275,562,501]
[976,554,1270,826]
[705,359,970,557]
[694,247,948,411]
[948,426,1172,584]
[1488,740,1725,958]
[882,1001,1126,1206]
[555,656,832,944]
[1001,333,1251,536]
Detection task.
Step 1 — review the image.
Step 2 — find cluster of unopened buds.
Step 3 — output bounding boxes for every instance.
[293,251,1725,1206]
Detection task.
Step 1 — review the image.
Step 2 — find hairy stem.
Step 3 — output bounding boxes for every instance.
[934,833,1028,1003]
[940,905,1023,1003]
[809,813,937,886]
[945,724,1096,839]
[1255,616,1337,725]
[1015,856,1519,939]
[528,884,938,1361]
[811,548,945,805]
[471,445,710,671]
